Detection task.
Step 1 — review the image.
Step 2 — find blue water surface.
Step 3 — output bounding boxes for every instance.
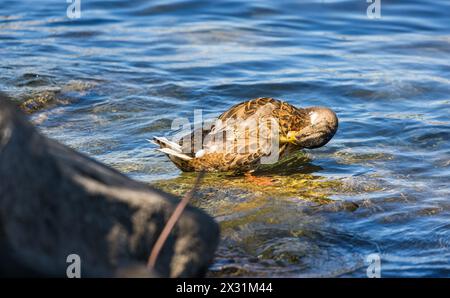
[0,0,449,277]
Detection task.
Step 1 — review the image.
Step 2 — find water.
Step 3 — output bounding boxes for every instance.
[1,0,449,277]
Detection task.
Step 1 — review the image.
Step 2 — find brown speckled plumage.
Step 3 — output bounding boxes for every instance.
[153,97,338,172]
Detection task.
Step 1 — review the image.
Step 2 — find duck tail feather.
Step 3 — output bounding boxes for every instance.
[150,136,182,152]
[157,148,193,161]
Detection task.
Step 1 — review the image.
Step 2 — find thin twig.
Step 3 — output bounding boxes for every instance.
[147,171,205,270]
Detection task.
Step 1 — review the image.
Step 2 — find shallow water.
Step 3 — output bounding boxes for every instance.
[1,0,449,277]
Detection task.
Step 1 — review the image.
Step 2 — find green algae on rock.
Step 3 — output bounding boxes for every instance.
[149,151,385,277]
[18,80,97,114]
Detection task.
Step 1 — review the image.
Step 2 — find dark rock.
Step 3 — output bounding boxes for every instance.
[0,93,219,277]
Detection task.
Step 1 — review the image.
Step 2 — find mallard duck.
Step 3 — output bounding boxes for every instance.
[151,97,338,172]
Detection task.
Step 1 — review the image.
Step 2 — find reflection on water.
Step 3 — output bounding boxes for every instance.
[1,0,449,277]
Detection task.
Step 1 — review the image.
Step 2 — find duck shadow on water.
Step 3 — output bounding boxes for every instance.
[252,151,323,176]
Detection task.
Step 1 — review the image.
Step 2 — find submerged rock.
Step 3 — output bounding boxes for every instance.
[0,93,219,277]
[15,79,97,114]
[19,89,66,113]
[152,156,381,277]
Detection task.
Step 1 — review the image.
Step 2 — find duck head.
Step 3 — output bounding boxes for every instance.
[281,107,338,149]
